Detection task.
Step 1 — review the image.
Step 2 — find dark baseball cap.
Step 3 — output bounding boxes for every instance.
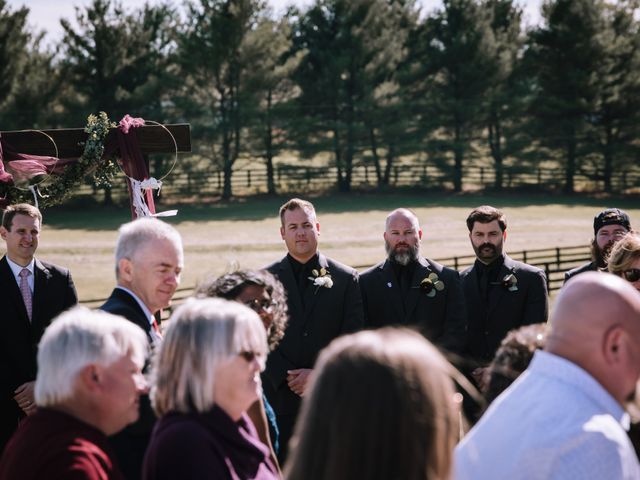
[593,208,631,235]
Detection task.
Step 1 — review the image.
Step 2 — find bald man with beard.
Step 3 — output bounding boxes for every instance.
[455,272,640,480]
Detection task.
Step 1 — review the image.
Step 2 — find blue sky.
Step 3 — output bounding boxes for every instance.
[8,0,543,46]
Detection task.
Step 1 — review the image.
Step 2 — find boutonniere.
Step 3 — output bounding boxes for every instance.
[416,272,445,298]
[501,268,518,292]
[309,267,333,293]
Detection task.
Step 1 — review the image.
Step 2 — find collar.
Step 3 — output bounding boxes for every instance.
[287,252,319,269]
[474,254,505,273]
[6,256,35,278]
[115,286,154,325]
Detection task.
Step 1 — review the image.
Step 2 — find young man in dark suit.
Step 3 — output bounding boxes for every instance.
[0,203,77,454]
[265,198,364,463]
[100,217,183,479]
[460,205,548,387]
[360,208,467,354]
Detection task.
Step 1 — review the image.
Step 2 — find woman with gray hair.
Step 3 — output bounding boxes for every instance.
[608,231,640,292]
[143,298,279,480]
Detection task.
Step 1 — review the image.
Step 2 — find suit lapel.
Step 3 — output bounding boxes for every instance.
[381,260,406,321]
[0,256,31,327]
[302,254,328,319]
[32,259,51,331]
[404,258,432,322]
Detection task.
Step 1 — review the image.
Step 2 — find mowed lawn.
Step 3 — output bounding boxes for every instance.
[35,192,639,303]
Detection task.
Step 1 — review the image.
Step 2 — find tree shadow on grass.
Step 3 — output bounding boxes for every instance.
[43,190,640,231]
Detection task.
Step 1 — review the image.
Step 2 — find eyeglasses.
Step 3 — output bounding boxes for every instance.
[237,351,265,363]
[623,269,640,282]
[243,298,277,314]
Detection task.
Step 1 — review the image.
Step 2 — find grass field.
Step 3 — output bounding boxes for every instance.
[34,191,640,302]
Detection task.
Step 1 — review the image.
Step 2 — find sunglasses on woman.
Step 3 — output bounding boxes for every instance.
[623,269,640,282]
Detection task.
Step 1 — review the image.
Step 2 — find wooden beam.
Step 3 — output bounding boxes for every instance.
[0,124,191,158]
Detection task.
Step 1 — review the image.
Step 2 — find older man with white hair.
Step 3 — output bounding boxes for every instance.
[100,217,183,480]
[455,271,640,480]
[0,307,148,480]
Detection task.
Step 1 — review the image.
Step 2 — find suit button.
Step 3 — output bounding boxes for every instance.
[303,332,309,337]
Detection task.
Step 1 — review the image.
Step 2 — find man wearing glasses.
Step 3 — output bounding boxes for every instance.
[564,208,632,283]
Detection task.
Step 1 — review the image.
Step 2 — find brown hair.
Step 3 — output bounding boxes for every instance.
[285,328,460,480]
[608,232,640,277]
[466,206,507,232]
[2,203,42,231]
[279,198,316,226]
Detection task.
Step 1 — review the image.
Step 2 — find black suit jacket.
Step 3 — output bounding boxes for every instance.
[460,254,549,363]
[264,253,364,416]
[0,255,77,452]
[360,257,467,354]
[100,288,155,480]
[564,261,597,284]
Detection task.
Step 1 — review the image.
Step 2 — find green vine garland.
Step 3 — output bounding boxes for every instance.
[1,112,120,208]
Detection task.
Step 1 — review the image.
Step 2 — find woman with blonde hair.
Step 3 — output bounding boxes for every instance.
[143,298,279,480]
[285,328,461,480]
[608,231,640,292]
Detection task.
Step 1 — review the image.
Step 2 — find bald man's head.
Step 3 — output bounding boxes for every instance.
[384,208,422,266]
[547,272,640,405]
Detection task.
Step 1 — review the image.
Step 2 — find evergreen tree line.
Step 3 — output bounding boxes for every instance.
[1,0,639,199]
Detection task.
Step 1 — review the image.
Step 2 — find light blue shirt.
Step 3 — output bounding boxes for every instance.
[455,350,640,480]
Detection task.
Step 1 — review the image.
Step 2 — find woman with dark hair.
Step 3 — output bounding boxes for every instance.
[285,328,462,480]
[196,270,288,468]
[608,231,640,292]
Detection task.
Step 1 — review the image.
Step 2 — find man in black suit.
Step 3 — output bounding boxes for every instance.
[460,205,548,386]
[100,217,183,479]
[564,208,631,283]
[360,208,467,354]
[0,203,77,453]
[265,198,364,462]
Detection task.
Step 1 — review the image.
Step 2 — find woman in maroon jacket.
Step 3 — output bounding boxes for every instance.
[143,298,279,480]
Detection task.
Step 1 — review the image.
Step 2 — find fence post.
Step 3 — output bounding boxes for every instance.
[217,171,221,189]
[480,167,484,185]
[522,250,527,263]
[544,263,551,294]
[247,170,251,187]
[555,247,561,268]
[453,256,459,270]
[364,165,369,183]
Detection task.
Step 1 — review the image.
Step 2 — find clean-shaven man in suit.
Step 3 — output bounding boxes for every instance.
[265,198,364,463]
[0,203,77,453]
[360,208,467,354]
[100,217,183,480]
[460,205,548,386]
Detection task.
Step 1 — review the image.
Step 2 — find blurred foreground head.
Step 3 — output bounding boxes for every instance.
[285,328,461,480]
[547,271,640,406]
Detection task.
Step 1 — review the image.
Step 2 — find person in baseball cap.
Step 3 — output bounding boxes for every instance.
[564,208,632,283]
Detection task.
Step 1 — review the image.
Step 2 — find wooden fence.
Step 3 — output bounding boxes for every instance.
[80,244,592,311]
[73,162,640,201]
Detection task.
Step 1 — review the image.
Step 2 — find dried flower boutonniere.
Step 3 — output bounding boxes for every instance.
[501,269,518,292]
[417,272,445,298]
[309,267,333,293]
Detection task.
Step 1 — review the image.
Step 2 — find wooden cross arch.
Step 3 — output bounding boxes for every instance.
[0,119,191,218]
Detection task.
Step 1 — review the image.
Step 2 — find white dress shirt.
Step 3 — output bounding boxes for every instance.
[455,350,640,480]
[116,286,162,345]
[6,256,35,293]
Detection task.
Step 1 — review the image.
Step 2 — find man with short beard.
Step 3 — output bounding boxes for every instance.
[460,206,548,386]
[564,208,631,283]
[360,208,466,353]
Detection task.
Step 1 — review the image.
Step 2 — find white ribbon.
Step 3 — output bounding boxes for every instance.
[128,176,178,218]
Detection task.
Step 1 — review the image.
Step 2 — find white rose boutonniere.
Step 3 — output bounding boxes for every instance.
[501,268,518,292]
[309,267,333,293]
